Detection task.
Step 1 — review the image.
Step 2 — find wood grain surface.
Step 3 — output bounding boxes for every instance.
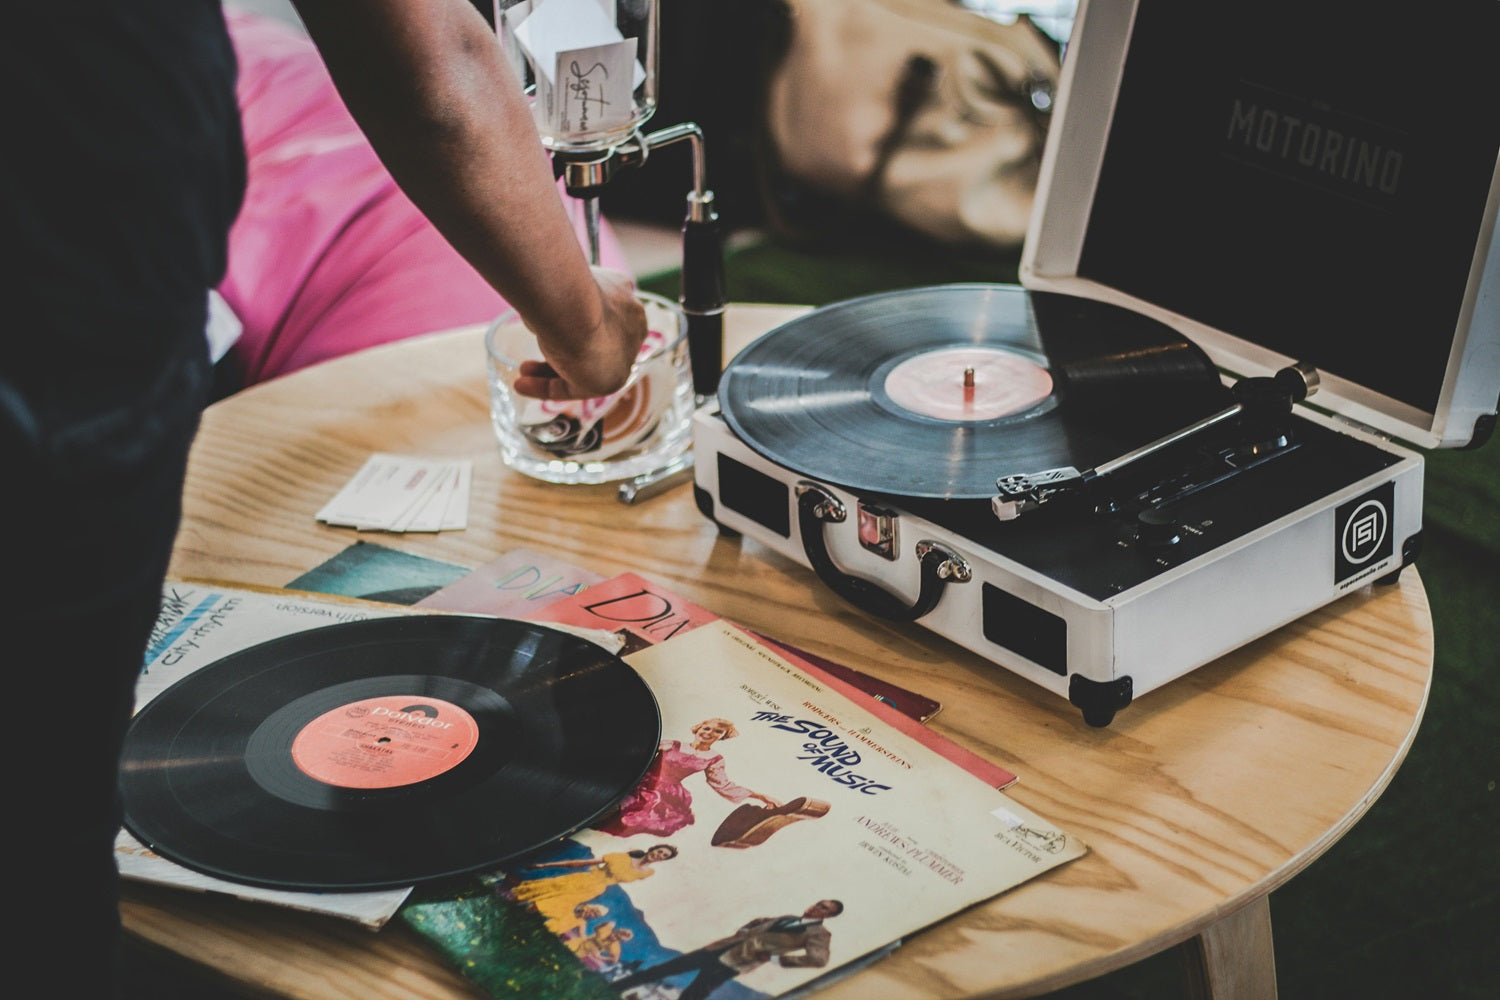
[122,305,1434,999]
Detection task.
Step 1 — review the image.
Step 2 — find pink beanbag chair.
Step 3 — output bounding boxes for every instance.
[219,10,628,385]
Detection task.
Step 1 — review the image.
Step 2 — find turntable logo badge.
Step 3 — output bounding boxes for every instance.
[1334,483,1394,587]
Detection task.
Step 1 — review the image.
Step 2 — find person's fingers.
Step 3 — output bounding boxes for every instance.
[513,374,575,400]
[513,360,572,400]
[511,375,548,399]
[516,359,557,380]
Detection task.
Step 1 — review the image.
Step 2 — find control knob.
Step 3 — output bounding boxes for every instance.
[1136,507,1182,549]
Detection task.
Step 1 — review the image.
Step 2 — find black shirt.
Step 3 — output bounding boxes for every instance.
[2,1,245,373]
[1,1,245,468]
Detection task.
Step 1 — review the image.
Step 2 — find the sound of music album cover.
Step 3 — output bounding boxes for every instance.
[402,621,1082,1000]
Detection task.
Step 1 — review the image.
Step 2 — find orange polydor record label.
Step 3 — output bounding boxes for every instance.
[290,694,480,789]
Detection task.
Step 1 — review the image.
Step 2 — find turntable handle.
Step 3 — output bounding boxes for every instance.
[796,486,966,622]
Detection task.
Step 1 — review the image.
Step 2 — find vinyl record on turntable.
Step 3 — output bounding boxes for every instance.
[718,284,1231,499]
[119,615,661,891]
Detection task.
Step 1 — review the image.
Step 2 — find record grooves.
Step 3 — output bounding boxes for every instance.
[718,284,1232,500]
[120,615,660,892]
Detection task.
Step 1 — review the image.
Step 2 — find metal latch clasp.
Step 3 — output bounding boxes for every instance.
[857,502,899,560]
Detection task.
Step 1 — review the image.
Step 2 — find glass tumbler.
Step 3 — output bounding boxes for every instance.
[485,290,693,485]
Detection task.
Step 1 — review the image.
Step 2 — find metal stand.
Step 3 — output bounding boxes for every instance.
[552,124,728,505]
[554,124,726,403]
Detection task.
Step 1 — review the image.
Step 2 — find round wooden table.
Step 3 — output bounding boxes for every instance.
[122,305,1433,999]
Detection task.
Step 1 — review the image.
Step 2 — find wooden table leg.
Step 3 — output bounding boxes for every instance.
[1178,895,1278,999]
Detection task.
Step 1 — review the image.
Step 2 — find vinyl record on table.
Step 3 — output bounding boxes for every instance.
[718,284,1231,500]
[119,615,661,891]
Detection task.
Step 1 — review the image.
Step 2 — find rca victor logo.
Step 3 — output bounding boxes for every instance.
[1334,483,1394,587]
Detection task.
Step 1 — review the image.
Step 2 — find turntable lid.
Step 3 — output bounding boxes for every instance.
[1019,0,1500,449]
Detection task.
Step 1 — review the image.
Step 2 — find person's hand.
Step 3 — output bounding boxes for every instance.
[514,268,648,400]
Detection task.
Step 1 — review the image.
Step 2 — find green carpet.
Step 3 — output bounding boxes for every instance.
[646,232,1500,999]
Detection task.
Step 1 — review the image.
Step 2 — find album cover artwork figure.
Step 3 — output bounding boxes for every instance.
[563,904,636,974]
[614,899,844,1000]
[594,717,829,846]
[504,844,679,935]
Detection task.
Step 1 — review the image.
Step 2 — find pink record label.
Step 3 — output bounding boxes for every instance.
[884,346,1054,422]
[290,694,480,790]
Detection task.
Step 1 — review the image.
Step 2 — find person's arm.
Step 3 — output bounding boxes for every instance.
[288,0,646,399]
[703,756,780,807]
[524,857,603,873]
[777,924,832,968]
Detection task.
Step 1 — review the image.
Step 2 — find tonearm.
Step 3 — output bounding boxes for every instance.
[991,362,1320,521]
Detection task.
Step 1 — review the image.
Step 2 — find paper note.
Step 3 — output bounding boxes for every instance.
[316,454,470,533]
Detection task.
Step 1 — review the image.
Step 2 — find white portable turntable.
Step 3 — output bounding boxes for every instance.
[691,0,1500,724]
